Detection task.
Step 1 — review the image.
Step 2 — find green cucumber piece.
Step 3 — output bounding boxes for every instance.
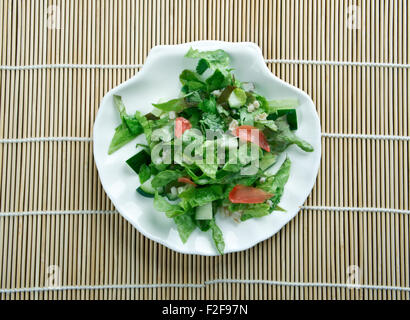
[195,202,213,220]
[137,187,155,198]
[267,108,298,130]
[228,88,247,108]
[126,149,151,174]
[285,109,298,130]
[151,107,163,117]
[260,153,277,171]
[267,99,298,109]
[138,177,155,196]
[166,192,179,201]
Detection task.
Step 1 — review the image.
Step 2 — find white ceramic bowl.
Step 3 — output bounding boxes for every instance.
[93,41,321,256]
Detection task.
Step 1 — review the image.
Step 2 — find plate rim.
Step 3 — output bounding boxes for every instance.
[93,40,322,256]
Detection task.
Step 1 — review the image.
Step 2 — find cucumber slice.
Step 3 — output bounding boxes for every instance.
[166,192,179,201]
[151,107,163,117]
[195,202,213,220]
[267,108,298,130]
[267,98,298,110]
[260,153,277,171]
[285,109,298,130]
[228,88,247,108]
[126,149,151,174]
[137,187,155,198]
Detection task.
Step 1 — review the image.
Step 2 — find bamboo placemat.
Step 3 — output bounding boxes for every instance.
[0,0,409,300]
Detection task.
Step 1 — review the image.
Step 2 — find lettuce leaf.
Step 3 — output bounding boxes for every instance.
[256,120,278,131]
[240,203,271,221]
[179,70,206,92]
[196,58,210,74]
[199,112,226,131]
[184,91,203,107]
[196,162,218,179]
[173,213,197,243]
[209,219,225,254]
[151,170,183,189]
[239,108,254,126]
[134,111,152,143]
[153,193,185,218]
[195,219,211,231]
[108,95,144,154]
[113,95,144,135]
[198,96,217,114]
[138,164,151,184]
[152,97,187,112]
[258,157,291,207]
[259,152,277,171]
[206,69,231,92]
[108,123,138,154]
[254,94,269,111]
[185,48,230,71]
[226,203,271,221]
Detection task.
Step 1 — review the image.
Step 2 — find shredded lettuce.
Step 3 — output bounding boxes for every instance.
[267,117,314,152]
[185,47,230,71]
[138,164,151,184]
[196,58,209,74]
[152,97,187,112]
[231,203,271,221]
[199,113,226,132]
[206,69,232,92]
[258,157,292,208]
[151,170,183,189]
[108,124,139,154]
[198,96,217,114]
[179,70,206,92]
[179,185,224,208]
[209,219,225,254]
[113,95,144,134]
[173,213,197,243]
[154,193,185,218]
[108,95,144,154]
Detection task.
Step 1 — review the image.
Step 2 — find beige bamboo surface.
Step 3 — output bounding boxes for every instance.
[0,0,409,300]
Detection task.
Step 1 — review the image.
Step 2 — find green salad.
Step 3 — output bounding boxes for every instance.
[108,48,313,254]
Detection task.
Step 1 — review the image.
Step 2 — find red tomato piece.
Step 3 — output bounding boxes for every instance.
[229,184,274,204]
[174,117,192,138]
[178,177,197,186]
[234,125,271,152]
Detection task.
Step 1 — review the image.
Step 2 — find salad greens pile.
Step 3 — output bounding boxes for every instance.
[108,48,313,254]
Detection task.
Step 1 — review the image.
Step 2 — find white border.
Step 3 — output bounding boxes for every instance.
[1,279,409,294]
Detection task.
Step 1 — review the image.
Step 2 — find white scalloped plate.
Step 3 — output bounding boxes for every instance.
[93,41,321,256]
